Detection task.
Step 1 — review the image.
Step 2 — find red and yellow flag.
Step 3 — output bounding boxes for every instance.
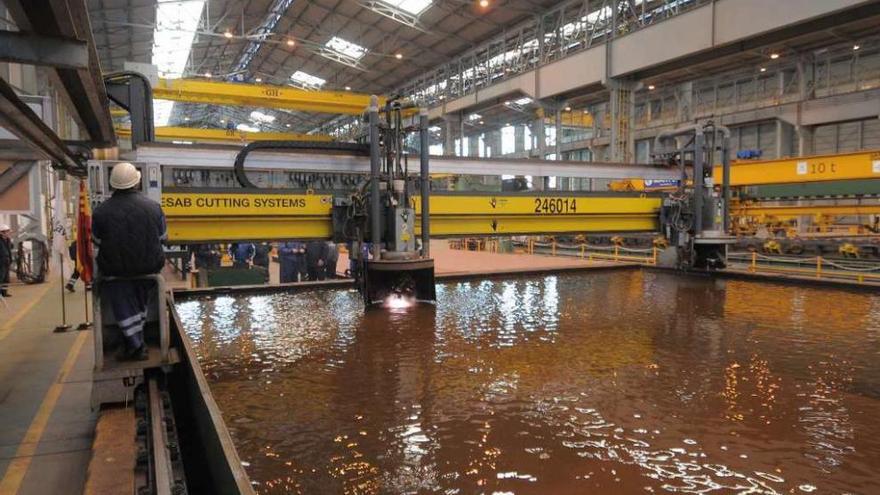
[75,180,94,284]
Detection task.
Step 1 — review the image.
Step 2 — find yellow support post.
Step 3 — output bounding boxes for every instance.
[816,256,822,279]
[750,251,757,272]
[614,245,619,262]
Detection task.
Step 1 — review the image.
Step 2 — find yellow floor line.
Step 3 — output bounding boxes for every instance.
[0,283,55,343]
[0,330,89,495]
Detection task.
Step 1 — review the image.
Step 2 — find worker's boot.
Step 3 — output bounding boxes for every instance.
[65,281,76,293]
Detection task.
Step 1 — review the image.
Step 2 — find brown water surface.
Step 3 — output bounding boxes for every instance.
[176,271,880,494]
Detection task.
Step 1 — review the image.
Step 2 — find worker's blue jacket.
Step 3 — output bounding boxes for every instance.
[92,189,167,277]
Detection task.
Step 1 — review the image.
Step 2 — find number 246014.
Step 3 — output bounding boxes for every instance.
[534,198,577,214]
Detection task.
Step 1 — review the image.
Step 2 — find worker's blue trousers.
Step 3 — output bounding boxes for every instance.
[105,279,152,349]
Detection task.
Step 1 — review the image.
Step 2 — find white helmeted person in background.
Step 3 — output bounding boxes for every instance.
[91,163,167,361]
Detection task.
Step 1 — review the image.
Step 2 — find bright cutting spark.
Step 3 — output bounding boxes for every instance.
[384,294,415,309]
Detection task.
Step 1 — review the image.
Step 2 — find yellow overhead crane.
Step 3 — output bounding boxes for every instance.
[159,191,661,243]
[611,150,880,190]
[115,126,333,144]
[153,78,383,115]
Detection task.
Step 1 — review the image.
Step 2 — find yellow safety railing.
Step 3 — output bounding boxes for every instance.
[742,252,880,284]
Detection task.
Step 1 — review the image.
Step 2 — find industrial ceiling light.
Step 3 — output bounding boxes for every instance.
[479,120,484,125]
[286,123,291,128]
[479,0,490,7]
[770,53,780,59]
[647,84,655,90]
[204,71,212,77]
[853,44,860,51]
[224,30,233,38]
[564,106,572,112]
[759,67,766,72]
[504,100,511,105]
[287,39,295,47]
[395,53,404,59]
[220,119,225,123]
[255,77,262,82]
[184,116,190,121]
[345,86,352,91]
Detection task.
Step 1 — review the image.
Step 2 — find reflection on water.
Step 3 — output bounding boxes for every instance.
[177,271,880,494]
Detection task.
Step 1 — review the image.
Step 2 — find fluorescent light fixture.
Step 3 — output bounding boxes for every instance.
[468,113,482,121]
[428,126,441,132]
[151,0,205,126]
[236,123,261,132]
[290,70,326,88]
[250,111,276,124]
[513,97,533,105]
[382,0,433,15]
[325,36,367,60]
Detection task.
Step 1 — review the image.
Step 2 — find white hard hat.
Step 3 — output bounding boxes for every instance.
[109,162,141,190]
[0,224,9,232]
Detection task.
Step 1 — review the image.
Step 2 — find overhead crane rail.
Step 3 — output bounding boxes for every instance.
[115,126,333,144]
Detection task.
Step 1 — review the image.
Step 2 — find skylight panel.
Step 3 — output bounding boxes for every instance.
[151,0,206,126]
[325,36,367,60]
[514,97,533,106]
[290,71,327,89]
[250,111,276,124]
[382,0,432,15]
[468,113,482,121]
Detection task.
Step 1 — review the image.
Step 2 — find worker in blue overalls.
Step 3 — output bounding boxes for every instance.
[277,241,306,283]
[229,242,255,268]
[92,163,166,361]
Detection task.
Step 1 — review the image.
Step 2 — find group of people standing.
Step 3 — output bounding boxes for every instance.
[191,241,339,283]
[278,241,338,283]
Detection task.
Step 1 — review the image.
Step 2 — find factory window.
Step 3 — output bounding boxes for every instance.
[546,126,557,147]
[524,126,533,151]
[429,143,443,155]
[501,125,516,155]
[461,136,470,157]
[478,134,487,157]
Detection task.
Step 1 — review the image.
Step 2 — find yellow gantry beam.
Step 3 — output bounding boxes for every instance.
[115,126,333,144]
[153,78,382,115]
[159,192,661,242]
[716,150,880,186]
[612,150,880,190]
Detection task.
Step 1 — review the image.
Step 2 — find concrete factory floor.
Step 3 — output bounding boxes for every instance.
[0,278,96,495]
